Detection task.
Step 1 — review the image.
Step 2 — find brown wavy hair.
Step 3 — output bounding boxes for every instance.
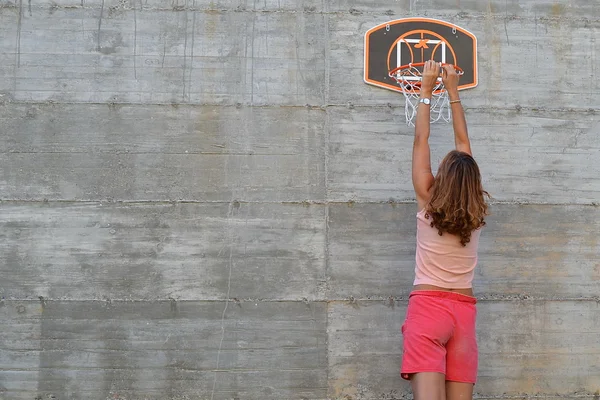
[425,150,489,246]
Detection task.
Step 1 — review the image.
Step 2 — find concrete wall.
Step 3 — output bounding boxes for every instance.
[1,1,599,399]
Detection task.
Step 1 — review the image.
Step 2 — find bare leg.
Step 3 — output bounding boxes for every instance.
[410,372,446,400]
[446,381,474,400]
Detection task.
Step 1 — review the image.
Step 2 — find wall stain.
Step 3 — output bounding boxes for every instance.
[484,1,502,97]
[546,2,572,96]
[97,0,105,52]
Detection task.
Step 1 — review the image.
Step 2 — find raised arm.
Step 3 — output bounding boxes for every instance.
[412,60,439,210]
[442,64,472,155]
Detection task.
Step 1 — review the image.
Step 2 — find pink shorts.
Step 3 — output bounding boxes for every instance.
[401,290,478,383]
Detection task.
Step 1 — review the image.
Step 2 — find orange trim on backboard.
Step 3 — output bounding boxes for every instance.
[364,18,478,93]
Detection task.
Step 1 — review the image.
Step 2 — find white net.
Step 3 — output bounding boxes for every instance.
[389,63,461,126]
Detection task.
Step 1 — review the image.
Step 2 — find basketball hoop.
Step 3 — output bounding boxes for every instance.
[389,62,464,126]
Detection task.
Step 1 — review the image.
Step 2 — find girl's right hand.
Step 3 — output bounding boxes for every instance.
[441,64,460,94]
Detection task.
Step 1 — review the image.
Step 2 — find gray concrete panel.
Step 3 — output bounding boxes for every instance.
[327,106,600,203]
[0,202,326,301]
[328,0,600,17]
[328,299,600,399]
[327,202,416,299]
[0,300,41,396]
[0,300,327,400]
[2,5,326,105]
[0,104,326,201]
[328,203,600,299]
[329,14,600,109]
[8,0,326,12]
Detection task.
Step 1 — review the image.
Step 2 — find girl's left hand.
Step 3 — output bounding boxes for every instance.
[421,60,440,96]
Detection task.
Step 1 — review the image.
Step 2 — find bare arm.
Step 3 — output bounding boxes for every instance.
[412,61,438,210]
[442,65,472,155]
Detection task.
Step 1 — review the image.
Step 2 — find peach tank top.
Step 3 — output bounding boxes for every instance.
[414,209,481,288]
